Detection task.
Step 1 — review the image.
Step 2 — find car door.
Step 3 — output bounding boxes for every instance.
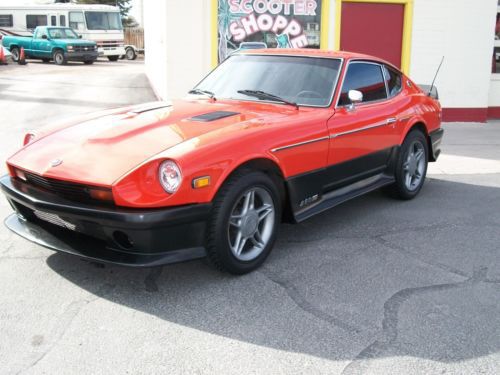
[325,61,400,190]
[31,27,52,58]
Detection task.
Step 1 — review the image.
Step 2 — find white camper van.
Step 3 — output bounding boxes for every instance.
[0,3,125,61]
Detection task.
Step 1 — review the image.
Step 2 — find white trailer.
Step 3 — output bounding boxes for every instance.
[0,3,125,61]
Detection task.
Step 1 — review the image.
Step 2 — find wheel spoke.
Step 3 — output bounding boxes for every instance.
[242,190,255,214]
[229,214,242,227]
[257,204,273,222]
[251,230,265,249]
[403,162,410,171]
[232,231,247,255]
[405,172,412,188]
[415,149,424,162]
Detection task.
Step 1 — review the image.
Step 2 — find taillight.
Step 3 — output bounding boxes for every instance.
[23,133,35,146]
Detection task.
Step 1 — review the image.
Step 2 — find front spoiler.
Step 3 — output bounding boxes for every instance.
[5,214,206,267]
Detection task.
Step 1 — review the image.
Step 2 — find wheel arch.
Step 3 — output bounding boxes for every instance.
[401,120,435,162]
[212,157,293,222]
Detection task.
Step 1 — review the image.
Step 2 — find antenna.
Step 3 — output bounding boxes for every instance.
[428,56,444,97]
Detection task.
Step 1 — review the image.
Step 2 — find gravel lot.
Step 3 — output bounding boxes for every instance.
[0,60,499,375]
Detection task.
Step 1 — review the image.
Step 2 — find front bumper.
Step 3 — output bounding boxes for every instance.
[1,175,210,267]
[65,51,98,61]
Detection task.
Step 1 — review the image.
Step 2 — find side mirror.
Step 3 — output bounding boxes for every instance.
[347,89,363,111]
[41,34,48,39]
[78,35,82,39]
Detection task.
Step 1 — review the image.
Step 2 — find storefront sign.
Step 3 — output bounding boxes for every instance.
[217,0,323,62]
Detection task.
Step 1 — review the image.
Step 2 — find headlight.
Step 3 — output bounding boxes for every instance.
[23,133,35,146]
[67,45,74,51]
[158,160,182,194]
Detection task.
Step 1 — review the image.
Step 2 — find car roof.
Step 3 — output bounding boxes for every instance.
[238,48,399,71]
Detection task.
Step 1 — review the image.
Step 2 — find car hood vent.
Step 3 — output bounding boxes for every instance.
[189,111,240,122]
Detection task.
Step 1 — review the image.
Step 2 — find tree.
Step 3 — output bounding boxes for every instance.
[77,0,132,18]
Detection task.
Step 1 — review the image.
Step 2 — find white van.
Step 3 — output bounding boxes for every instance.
[0,3,125,61]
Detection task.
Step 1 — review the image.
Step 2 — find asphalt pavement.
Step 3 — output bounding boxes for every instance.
[0,60,499,375]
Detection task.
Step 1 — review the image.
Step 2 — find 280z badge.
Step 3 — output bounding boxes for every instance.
[50,159,63,167]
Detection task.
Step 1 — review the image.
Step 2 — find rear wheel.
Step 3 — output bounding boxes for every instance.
[206,170,281,274]
[53,50,67,65]
[10,47,19,62]
[107,55,119,62]
[386,129,429,200]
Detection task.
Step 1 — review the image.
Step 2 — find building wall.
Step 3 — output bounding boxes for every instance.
[144,0,212,100]
[409,0,497,119]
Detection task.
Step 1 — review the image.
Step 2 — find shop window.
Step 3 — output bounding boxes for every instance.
[216,0,323,63]
[338,62,388,106]
[493,1,500,73]
[0,14,13,27]
[26,15,47,29]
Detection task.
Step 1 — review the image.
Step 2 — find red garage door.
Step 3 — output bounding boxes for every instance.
[340,2,405,68]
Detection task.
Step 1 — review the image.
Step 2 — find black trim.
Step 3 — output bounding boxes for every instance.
[190,111,239,122]
[429,128,444,161]
[285,147,398,222]
[64,51,98,61]
[1,175,210,267]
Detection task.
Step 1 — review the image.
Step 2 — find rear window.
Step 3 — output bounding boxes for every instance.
[384,65,403,97]
[0,14,13,27]
[26,14,47,29]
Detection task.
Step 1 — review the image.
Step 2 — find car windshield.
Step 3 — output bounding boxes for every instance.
[48,28,79,39]
[194,54,342,107]
[85,11,122,30]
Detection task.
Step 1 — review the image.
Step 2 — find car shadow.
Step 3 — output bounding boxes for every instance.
[46,178,500,364]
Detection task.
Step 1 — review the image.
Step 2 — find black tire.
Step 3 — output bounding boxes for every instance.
[206,170,282,274]
[84,60,94,65]
[53,50,67,65]
[42,58,50,63]
[125,47,137,60]
[385,129,429,200]
[107,55,119,62]
[10,47,20,62]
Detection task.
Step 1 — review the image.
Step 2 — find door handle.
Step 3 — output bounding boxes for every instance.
[386,117,397,124]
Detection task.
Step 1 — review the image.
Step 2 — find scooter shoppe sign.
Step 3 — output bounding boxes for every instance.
[217,0,323,61]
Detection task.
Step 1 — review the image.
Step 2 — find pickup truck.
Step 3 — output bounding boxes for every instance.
[2,26,98,65]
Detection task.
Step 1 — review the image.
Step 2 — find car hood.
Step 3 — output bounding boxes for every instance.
[7,100,288,186]
[54,39,96,45]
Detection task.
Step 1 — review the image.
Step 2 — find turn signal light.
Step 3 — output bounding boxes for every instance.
[192,176,210,189]
[88,188,114,202]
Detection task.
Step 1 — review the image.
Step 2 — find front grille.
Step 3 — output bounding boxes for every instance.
[96,40,122,48]
[21,171,112,205]
[73,45,95,52]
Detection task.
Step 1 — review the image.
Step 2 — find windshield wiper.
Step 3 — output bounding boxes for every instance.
[237,90,298,109]
[188,88,216,100]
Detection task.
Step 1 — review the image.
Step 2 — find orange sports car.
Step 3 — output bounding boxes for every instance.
[1,49,443,274]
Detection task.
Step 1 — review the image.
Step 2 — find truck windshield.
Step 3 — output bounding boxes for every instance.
[195,55,342,107]
[48,28,79,39]
[85,12,122,30]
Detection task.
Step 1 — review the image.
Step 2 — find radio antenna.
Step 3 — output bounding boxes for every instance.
[428,56,444,97]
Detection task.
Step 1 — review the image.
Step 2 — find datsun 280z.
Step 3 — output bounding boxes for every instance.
[1,49,443,274]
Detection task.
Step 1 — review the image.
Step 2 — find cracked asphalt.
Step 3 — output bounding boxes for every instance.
[0,61,499,374]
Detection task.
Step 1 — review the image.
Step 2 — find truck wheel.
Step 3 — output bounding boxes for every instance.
[125,47,137,60]
[107,56,119,62]
[53,50,67,65]
[206,170,281,274]
[10,47,20,62]
[385,129,429,200]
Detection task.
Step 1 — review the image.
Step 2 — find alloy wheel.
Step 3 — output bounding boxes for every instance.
[403,140,426,191]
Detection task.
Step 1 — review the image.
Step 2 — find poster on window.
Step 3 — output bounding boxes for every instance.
[217,0,323,62]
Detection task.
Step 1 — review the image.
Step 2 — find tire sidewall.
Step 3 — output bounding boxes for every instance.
[395,130,429,199]
[126,48,136,60]
[209,171,281,274]
[53,51,65,65]
[11,47,19,62]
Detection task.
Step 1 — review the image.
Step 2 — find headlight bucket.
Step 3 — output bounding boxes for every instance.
[158,160,182,194]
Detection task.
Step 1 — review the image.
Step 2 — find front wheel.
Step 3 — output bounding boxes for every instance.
[206,171,282,274]
[53,50,67,65]
[107,56,119,62]
[386,129,429,200]
[125,47,137,60]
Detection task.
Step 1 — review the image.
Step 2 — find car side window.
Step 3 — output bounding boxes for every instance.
[36,28,48,39]
[338,62,387,106]
[383,65,403,98]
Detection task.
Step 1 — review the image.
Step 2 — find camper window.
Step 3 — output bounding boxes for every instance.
[0,14,13,27]
[60,15,66,27]
[85,12,122,30]
[26,15,47,29]
[69,11,85,31]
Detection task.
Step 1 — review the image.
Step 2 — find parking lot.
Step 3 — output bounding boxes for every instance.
[0,60,499,374]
